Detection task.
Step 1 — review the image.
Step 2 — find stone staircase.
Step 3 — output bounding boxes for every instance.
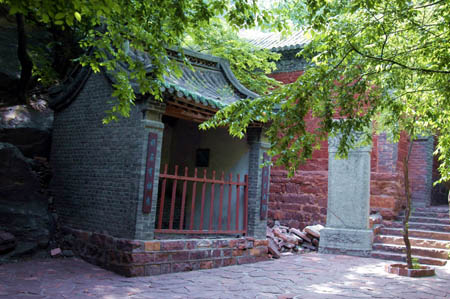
[371,206,450,266]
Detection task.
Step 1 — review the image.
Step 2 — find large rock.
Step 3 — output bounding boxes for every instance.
[10,242,38,258]
[0,22,53,152]
[0,231,16,254]
[0,143,49,245]
[0,105,53,158]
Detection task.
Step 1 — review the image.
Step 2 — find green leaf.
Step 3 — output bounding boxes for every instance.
[74,11,82,22]
[55,12,65,19]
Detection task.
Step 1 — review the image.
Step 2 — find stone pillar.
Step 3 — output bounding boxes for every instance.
[247,127,270,239]
[319,132,373,256]
[134,101,166,240]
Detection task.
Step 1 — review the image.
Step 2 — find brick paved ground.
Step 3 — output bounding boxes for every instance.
[1,253,449,298]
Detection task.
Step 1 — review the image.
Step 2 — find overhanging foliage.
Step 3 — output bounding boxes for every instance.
[203,0,450,181]
[1,0,288,121]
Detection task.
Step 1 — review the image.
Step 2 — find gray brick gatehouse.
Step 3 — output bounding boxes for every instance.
[48,49,270,276]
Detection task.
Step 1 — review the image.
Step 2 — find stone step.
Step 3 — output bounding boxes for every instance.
[371,250,447,266]
[382,220,450,233]
[374,235,450,249]
[395,216,450,225]
[412,206,449,213]
[399,211,449,219]
[373,243,450,260]
[380,227,450,241]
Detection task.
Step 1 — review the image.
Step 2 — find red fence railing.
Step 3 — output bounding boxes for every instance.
[154,164,248,235]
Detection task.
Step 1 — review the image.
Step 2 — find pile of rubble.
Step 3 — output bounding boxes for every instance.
[267,222,324,258]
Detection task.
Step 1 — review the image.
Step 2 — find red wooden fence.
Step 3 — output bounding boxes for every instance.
[154,164,248,235]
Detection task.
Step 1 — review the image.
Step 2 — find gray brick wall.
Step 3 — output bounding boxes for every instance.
[135,117,165,240]
[50,73,148,239]
[247,128,270,238]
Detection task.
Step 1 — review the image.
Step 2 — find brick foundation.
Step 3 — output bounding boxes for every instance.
[64,227,268,277]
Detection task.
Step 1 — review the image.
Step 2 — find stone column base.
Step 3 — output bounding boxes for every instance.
[319,228,373,257]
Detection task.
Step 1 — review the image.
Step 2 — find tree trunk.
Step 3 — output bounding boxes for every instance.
[402,138,414,269]
[16,13,33,104]
[49,25,79,79]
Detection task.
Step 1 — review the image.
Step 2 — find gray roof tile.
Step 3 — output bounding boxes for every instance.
[50,48,258,111]
[162,49,258,109]
[240,30,310,52]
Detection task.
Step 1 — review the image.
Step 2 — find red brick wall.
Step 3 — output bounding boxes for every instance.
[397,132,409,172]
[408,138,432,206]
[408,140,426,201]
[268,70,410,227]
[369,133,407,219]
[267,73,329,227]
[267,71,328,229]
[370,172,405,219]
[269,168,327,229]
[269,133,407,228]
[371,135,379,172]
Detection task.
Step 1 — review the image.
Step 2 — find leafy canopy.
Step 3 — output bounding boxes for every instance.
[2,0,287,121]
[203,0,450,181]
[184,18,282,95]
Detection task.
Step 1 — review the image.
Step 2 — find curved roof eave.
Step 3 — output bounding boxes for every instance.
[167,48,259,99]
[49,47,259,112]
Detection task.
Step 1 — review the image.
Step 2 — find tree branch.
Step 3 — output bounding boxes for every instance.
[348,42,450,74]
[413,0,445,10]
[391,88,439,101]
[364,2,389,58]
[328,48,354,73]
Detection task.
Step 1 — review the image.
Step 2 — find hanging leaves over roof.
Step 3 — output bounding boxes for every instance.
[2,0,289,121]
[204,0,450,180]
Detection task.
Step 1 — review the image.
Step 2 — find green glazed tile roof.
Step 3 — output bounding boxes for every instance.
[240,30,310,52]
[49,48,258,112]
[161,49,258,109]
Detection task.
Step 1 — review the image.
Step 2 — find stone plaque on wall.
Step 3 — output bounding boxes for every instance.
[260,152,270,220]
[142,132,158,213]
